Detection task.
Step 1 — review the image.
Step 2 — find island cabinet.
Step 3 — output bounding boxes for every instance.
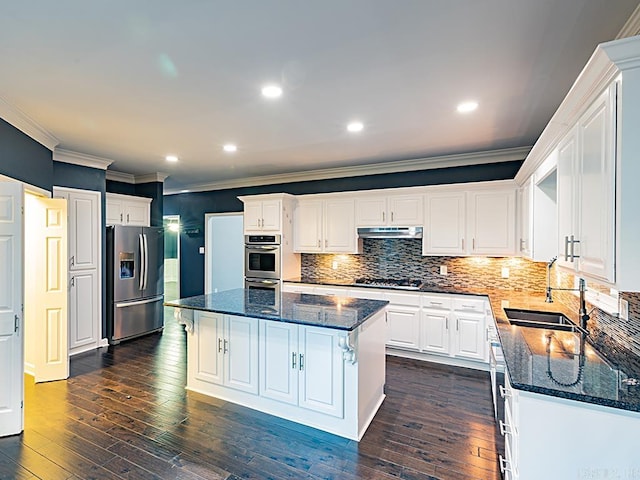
[175,295,388,441]
[260,321,344,417]
[190,312,259,394]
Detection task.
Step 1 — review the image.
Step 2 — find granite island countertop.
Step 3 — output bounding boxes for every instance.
[285,277,640,412]
[165,288,389,331]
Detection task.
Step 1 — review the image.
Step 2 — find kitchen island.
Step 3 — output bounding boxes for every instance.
[166,289,389,441]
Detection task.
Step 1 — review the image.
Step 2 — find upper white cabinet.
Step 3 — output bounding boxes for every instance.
[557,85,616,282]
[294,197,359,254]
[468,188,516,256]
[517,178,533,258]
[356,194,423,227]
[106,193,151,227]
[239,193,295,235]
[423,191,466,255]
[422,183,517,256]
[62,189,101,271]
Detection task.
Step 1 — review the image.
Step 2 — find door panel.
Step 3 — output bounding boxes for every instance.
[69,270,99,350]
[68,191,99,270]
[26,196,68,383]
[225,315,259,394]
[195,312,223,385]
[0,181,23,437]
[259,321,298,405]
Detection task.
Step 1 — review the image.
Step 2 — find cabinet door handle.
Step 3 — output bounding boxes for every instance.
[391,211,394,222]
[317,239,321,248]
[120,213,123,222]
[564,235,570,261]
[499,455,511,474]
[299,353,304,371]
[445,317,449,330]
[461,238,465,250]
[218,338,222,353]
[456,319,459,330]
[70,256,75,267]
[292,352,297,369]
[499,420,512,436]
[430,301,442,306]
[70,276,75,288]
[324,239,328,248]
[472,238,475,250]
[223,339,228,354]
[569,234,580,261]
[382,211,385,222]
[499,385,511,399]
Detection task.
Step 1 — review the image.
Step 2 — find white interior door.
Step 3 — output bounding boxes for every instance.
[205,214,244,294]
[0,181,24,437]
[25,194,68,383]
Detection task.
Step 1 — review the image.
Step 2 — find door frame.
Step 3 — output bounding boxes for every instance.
[163,215,180,300]
[204,212,244,295]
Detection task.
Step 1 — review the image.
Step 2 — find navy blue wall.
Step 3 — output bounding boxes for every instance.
[0,119,53,190]
[165,160,523,297]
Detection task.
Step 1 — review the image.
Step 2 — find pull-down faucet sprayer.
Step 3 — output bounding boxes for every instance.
[544,256,591,334]
[545,257,557,303]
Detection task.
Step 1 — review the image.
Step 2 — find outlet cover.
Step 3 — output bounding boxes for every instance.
[501,267,510,278]
[198,246,205,254]
[620,299,629,321]
[332,261,338,270]
[439,265,447,275]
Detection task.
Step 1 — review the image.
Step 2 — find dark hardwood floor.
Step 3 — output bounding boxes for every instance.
[0,310,500,480]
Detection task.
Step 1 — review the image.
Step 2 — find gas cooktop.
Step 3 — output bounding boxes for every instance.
[354,278,424,290]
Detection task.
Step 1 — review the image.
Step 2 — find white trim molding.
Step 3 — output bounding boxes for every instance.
[165,146,530,195]
[106,170,169,184]
[616,3,640,39]
[53,148,113,170]
[0,96,59,150]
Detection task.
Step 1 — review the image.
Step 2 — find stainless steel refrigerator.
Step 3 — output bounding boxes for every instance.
[106,225,164,344]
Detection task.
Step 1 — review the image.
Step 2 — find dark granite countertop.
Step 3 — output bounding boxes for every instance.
[165,288,389,331]
[286,277,640,412]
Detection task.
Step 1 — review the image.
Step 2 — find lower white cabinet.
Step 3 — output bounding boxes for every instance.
[499,370,640,479]
[421,300,451,355]
[451,311,486,361]
[386,305,421,351]
[259,319,345,417]
[68,270,100,352]
[194,312,259,394]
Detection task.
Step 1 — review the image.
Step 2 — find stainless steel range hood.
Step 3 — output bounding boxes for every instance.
[357,226,423,239]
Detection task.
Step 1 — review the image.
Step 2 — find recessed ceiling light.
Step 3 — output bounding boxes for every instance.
[165,155,179,162]
[347,121,364,133]
[261,84,282,98]
[457,101,478,113]
[223,144,237,152]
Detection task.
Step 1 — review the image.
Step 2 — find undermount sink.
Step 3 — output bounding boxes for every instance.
[504,308,578,332]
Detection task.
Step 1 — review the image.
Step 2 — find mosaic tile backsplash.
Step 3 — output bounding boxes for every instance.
[301,238,640,359]
[301,238,546,291]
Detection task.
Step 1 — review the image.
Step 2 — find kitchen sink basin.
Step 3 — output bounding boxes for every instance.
[504,308,578,332]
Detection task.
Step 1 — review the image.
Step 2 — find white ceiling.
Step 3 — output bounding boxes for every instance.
[1,1,638,192]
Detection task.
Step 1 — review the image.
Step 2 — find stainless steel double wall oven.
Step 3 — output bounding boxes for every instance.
[244,234,281,311]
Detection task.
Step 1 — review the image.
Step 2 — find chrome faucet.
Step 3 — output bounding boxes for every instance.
[545,256,557,303]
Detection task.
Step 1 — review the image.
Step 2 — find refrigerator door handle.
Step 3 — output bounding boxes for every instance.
[139,233,145,291]
[115,295,164,308]
[143,233,149,291]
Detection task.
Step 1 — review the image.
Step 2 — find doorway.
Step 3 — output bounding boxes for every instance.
[163,215,180,301]
[205,213,244,294]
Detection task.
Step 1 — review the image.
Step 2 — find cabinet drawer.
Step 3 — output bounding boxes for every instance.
[385,291,421,307]
[453,297,486,313]
[421,296,452,310]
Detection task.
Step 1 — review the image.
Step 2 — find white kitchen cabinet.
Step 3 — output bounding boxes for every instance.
[451,311,486,361]
[259,320,344,417]
[243,198,281,233]
[557,85,616,282]
[194,312,259,394]
[386,305,421,351]
[68,270,100,352]
[517,178,533,257]
[421,296,452,355]
[355,194,423,227]
[423,191,466,255]
[106,193,151,226]
[294,197,358,253]
[53,187,102,356]
[468,188,516,256]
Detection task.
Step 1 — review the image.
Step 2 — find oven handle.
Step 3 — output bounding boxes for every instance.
[245,245,279,251]
[247,279,279,285]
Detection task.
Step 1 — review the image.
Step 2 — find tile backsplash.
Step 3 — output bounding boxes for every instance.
[300,238,640,360]
[301,238,546,291]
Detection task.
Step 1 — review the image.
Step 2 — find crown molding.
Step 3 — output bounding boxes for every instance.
[164,146,530,195]
[0,96,59,150]
[53,148,113,170]
[616,3,640,39]
[106,170,168,184]
[515,36,640,185]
